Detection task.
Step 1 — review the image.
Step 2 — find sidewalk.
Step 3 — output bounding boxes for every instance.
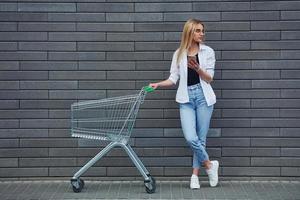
[0,179,299,200]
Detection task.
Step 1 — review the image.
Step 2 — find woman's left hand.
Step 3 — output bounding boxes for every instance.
[188,57,200,72]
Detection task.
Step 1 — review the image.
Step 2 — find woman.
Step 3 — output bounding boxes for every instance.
[149,19,219,189]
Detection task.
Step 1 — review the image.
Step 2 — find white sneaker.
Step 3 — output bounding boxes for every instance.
[206,160,219,187]
[190,174,200,189]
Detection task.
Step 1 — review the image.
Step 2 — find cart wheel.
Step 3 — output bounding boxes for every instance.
[71,178,84,193]
[144,175,156,194]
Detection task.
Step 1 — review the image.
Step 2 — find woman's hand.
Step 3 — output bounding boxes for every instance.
[188,57,200,72]
[149,83,159,89]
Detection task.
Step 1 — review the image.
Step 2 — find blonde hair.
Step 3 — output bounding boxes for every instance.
[176,19,205,65]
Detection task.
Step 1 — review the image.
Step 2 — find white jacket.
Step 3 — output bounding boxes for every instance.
[168,44,216,106]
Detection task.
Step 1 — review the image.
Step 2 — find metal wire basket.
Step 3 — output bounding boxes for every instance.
[70,86,156,194]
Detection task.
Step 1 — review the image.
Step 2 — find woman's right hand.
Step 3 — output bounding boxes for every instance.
[149,83,159,89]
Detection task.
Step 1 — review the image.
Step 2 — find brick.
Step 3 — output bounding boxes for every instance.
[49,90,106,100]
[0,13,48,22]
[21,81,77,89]
[18,22,75,31]
[0,81,19,89]
[280,128,300,137]
[250,11,280,20]
[281,70,300,79]
[251,138,300,147]
[281,11,300,20]
[252,157,300,167]
[252,99,300,108]
[20,100,74,109]
[214,99,251,108]
[217,61,251,70]
[281,167,300,176]
[49,32,105,41]
[222,90,280,99]
[135,23,182,32]
[0,148,48,158]
[222,70,279,79]
[77,23,133,32]
[205,22,250,31]
[252,60,300,69]
[19,42,76,51]
[20,138,77,148]
[281,90,300,98]
[252,119,300,128]
[131,128,163,137]
[107,13,162,22]
[49,167,106,176]
[0,110,48,119]
[0,3,17,11]
[0,32,47,41]
[50,71,105,80]
[251,1,280,10]
[280,1,300,10]
[107,167,163,176]
[19,158,76,167]
[221,157,250,166]
[135,42,179,51]
[0,120,19,128]
[20,119,70,129]
[0,90,48,99]
[107,32,163,41]
[204,41,250,50]
[135,138,186,147]
[0,100,18,109]
[48,13,105,22]
[222,31,280,40]
[0,52,47,61]
[194,2,249,11]
[222,50,280,60]
[164,12,220,22]
[253,41,300,50]
[49,110,70,119]
[164,167,192,176]
[223,167,280,176]
[251,21,280,30]
[222,147,280,157]
[18,3,76,12]
[0,129,48,138]
[0,168,48,177]
[281,50,300,59]
[0,158,18,167]
[79,81,135,89]
[281,148,300,157]
[20,61,77,71]
[78,42,134,51]
[136,109,163,119]
[106,52,162,61]
[0,42,17,50]
[77,3,133,12]
[78,61,135,70]
[253,80,300,89]
[0,139,18,148]
[49,52,105,61]
[207,138,250,147]
[136,3,191,12]
[222,109,279,118]
[0,22,17,31]
[281,21,300,30]
[0,71,48,80]
[222,128,279,137]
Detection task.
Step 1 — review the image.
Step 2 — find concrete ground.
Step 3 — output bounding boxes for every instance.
[0,179,299,200]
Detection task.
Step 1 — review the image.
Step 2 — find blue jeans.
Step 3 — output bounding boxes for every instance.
[179,83,214,168]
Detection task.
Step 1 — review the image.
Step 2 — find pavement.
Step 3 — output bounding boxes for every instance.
[0,179,299,200]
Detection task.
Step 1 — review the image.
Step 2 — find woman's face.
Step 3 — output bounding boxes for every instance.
[192,23,205,43]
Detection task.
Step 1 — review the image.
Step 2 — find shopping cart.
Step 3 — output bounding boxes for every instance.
[70,86,156,194]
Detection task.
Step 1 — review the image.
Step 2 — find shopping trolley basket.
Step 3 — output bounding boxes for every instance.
[70,86,156,194]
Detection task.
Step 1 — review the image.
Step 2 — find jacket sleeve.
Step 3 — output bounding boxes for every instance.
[168,50,180,84]
[206,48,216,79]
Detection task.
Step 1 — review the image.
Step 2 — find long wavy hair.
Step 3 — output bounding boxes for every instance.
[176,19,205,65]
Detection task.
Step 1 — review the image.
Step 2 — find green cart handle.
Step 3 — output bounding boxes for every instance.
[143,86,155,93]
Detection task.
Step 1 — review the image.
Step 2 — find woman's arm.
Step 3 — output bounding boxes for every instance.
[149,79,175,89]
[188,58,213,83]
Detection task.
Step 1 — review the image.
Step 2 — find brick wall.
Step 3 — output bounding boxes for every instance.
[0,0,299,178]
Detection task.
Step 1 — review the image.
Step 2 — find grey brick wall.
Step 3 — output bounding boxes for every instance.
[0,0,299,179]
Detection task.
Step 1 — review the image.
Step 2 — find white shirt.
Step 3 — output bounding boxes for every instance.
[168,44,216,106]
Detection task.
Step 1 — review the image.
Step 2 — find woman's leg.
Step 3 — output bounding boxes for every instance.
[179,103,209,169]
